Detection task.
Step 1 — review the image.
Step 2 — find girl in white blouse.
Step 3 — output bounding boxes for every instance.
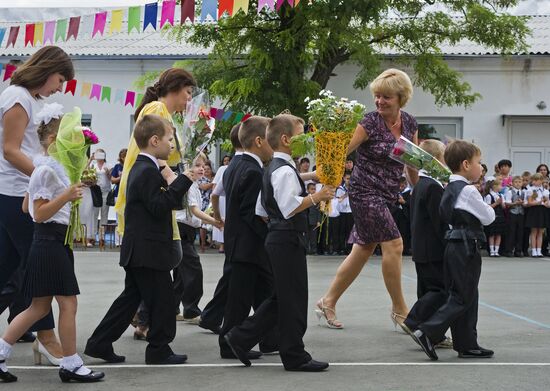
[524,173,550,257]
[0,110,104,383]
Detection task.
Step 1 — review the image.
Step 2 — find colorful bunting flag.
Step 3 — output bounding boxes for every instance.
[34,22,44,46]
[125,91,136,107]
[214,109,225,121]
[67,16,80,40]
[25,24,35,47]
[181,0,195,23]
[219,0,234,18]
[276,0,285,10]
[136,93,144,107]
[287,0,294,6]
[101,86,111,102]
[241,113,252,122]
[201,0,218,22]
[233,0,249,14]
[222,110,233,121]
[93,12,107,37]
[6,26,19,48]
[144,2,158,31]
[233,112,244,124]
[110,9,123,34]
[258,0,275,12]
[210,107,218,118]
[0,28,5,47]
[2,64,17,82]
[65,79,77,95]
[114,89,125,104]
[160,0,176,28]
[128,6,141,33]
[90,84,102,100]
[44,21,55,44]
[81,82,92,98]
[295,0,301,5]
[55,19,67,42]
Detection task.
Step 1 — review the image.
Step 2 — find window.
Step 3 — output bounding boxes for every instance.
[416,117,462,142]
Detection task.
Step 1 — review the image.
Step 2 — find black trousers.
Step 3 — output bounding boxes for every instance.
[307,224,318,254]
[0,194,54,331]
[200,257,231,328]
[228,231,311,369]
[506,214,524,254]
[336,212,354,253]
[404,261,450,342]
[419,241,481,352]
[173,223,203,318]
[218,261,278,355]
[85,267,176,362]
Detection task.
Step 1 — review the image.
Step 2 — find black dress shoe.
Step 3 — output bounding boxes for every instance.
[514,252,524,258]
[458,347,494,358]
[84,347,125,363]
[286,359,329,372]
[221,349,263,360]
[198,320,221,335]
[17,331,36,343]
[0,362,17,383]
[411,330,438,360]
[224,332,251,367]
[58,367,104,383]
[146,353,187,365]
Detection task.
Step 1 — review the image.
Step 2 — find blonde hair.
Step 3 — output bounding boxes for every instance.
[370,68,413,107]
[531,173,544,182]
[419,139,445,161]
[37,117,62,148]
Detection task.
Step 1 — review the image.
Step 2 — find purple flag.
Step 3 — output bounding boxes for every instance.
[92,12,107,37]
[44,21,55,44]
[160,0,176,28]
[125,91,136,107]
[90,84,102,100]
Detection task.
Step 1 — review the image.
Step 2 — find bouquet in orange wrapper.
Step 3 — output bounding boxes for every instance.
[291,90,365,210]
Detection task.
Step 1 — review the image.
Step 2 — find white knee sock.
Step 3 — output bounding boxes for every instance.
[490,245,495,254]
[495,245,500,254]
[61,354,91,375]
[0,338,12,372]
[533,248,538,256]
[537,248,542,256]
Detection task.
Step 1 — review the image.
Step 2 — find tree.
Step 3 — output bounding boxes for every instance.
[164,0,529,123]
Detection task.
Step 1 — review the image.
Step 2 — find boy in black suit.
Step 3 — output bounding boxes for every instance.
[85,115,195,365]
[403,140,452,347]
[390,176,411,255]
[218,117,277,360]
[224,114,334,372]
[410,140,495,360]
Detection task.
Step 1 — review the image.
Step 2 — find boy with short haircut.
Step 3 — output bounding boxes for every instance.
[224,114,335,372]
[404,140,451,347]
[85,114,195,365]
[410,140,495,361]
[504,175,525,257]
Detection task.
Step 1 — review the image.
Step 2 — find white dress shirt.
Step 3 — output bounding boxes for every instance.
[524,185,549,204]
[450,174,495,226]
[255,151,304,219]
[483,190,503,206]
[336,185,351,213]
[212,152,243,197]
[139,152,160,169]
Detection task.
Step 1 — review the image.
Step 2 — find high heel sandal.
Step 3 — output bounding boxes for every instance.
[315,299,343,329]
[32,340,62,366]
[0,361,17,383]
[391,311,412,335]
[133,326,148,341]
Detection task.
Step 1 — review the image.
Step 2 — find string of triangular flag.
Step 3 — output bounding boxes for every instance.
[0,63,250,125]
[0,0,303,49]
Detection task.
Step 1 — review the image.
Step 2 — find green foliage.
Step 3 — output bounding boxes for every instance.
[156,1,529,127]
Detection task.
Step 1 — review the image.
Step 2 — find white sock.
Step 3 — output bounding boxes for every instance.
[533,248,538,256]
[0,338,12,372]
[61,354,91,375]
[490,245,495,254]
[537,248,542,256]
[495,246,500,254]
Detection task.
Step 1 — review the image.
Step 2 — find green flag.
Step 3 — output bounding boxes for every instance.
[101,86,111,102]
[128,6,140,33]
[55,19,67,42]
[136,93,144,107]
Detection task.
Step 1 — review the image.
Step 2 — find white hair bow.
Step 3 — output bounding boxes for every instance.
[36,103,64,125]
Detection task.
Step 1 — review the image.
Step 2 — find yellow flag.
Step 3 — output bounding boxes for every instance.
[81,82,91,98]
[34,22,44,45]
[109,9,123,34]
[233,0,249,14]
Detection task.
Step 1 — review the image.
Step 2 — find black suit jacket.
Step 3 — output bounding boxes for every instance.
[410,176,446,263]
[119,155,193,271]
[223,154,268,265]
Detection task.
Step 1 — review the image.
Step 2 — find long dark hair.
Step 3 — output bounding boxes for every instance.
[536,164,549,177]
[10,46,74,98]
[134,68,196,120]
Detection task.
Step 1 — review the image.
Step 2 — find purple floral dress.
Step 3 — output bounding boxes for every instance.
[348,110,417,244]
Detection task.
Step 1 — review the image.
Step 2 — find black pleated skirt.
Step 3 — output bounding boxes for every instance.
[525,205,547,229]
[485,207,506,235]
[24,222,80,298]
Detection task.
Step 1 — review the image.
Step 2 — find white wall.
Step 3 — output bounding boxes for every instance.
[326,56,550,170]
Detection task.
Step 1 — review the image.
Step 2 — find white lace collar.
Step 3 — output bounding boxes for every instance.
[33,154,70,187]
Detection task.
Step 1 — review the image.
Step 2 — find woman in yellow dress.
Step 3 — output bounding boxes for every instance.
[114,68,196,339]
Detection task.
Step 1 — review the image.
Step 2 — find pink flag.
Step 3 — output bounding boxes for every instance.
[44,21,55,44]
[2,64,17,81]
[160,0,176,28]
[276,0,285,10]
[125,91,136,107]
[6,26,19,48]
[93,12,107,37]
[67,16,80,41]
[258,0,275,12]
[287,0,294,6]
[90,84,102,100]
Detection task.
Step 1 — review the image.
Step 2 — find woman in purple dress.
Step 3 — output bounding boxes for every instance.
[316,69,418,331]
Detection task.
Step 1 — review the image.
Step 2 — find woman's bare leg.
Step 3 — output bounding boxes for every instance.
[380,237,408,316]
